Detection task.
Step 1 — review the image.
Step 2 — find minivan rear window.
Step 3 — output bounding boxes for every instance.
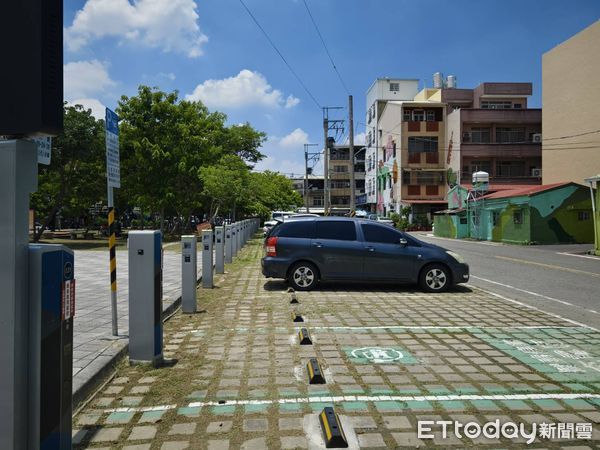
[276,220,315,238]
[315,221,356,241]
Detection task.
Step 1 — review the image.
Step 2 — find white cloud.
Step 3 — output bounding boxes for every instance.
[279,128,309,148]
[64,60,116,100]
[185,70,300,110]
[254,156,306,177]
[285,95,300,108]
[344,132,366,146]
[65,0,208,58]
[69,98,106,120]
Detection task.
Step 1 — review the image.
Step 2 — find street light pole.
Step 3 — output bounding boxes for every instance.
[348,95,355,216]
[304,145,309,213]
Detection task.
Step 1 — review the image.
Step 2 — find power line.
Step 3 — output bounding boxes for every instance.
[238,0,321,109]
[544,129,600,141]
[302,0,351,96]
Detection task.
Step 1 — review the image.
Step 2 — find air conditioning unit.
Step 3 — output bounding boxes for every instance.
[532,133,542,143]
[531,168,542,177]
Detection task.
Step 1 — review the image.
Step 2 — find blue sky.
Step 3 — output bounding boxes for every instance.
[63,0,600,176]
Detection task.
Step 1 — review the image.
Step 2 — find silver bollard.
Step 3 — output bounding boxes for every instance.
[232,223,238,257]
[215,226,225,274]
[128,230,164,366]
[181,235,197,313]
[237,222,242,251]
[201,229,213,288]
[224,224,232,264]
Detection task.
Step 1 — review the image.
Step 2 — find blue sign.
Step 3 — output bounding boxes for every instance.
[105,108,121,188]
[105,108,119,135]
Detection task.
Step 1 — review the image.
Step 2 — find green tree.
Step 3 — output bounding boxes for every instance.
[199,154,250,221]
[117,86,266,232]
[30,104,105,241]
[244,171,302,220]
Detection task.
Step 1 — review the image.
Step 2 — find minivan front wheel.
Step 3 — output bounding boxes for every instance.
[419,264,451,293]
[288,262,318,291]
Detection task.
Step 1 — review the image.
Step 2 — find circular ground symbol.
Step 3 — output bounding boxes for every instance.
[350,347,403,363]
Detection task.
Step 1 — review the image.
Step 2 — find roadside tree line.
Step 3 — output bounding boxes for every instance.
[31,86,301,241]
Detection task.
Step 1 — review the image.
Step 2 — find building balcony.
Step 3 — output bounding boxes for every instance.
[400,150,447,168]
[461,143,541,158]
[460,108,541,124]
[460,175,542,185]
[401,184,447,200]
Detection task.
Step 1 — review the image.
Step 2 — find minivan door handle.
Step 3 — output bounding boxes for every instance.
[312,242,323,248]
[365,246,375,252]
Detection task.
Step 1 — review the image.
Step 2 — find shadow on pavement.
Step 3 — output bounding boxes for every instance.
[263,280,473,294]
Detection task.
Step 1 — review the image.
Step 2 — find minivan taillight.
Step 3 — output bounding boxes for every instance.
[266,236,278,256]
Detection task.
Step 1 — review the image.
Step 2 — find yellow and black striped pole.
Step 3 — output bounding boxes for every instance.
[108,198,118,336]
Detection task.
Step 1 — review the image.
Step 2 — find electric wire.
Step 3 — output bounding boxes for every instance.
[238,0,321,109]
[302,0,351,96]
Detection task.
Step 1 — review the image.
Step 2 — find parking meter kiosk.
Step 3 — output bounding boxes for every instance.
[128,231,163,366]
[224,224,232,264]
[201,229,213,288]
[181,235,197,313]
[215,226,225,274]
[28,244,75,450]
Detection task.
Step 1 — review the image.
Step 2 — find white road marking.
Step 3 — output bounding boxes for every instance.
[100,392,600,413]
[556,251,600,260]
[469,283,599,331]
[470,276,600,317]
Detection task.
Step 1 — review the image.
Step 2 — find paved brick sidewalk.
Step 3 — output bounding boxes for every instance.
[73,238,600,449]
[73,248,203,403]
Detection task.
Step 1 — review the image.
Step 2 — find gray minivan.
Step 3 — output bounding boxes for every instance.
[261,217,469,292]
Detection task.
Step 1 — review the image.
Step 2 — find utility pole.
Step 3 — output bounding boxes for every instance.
[304,147,309,213]
[323,116,329,215]
[348,95,355,216]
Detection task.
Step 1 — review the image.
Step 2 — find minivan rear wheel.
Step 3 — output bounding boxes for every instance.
[288,262,318,291]
[419,264,451,293]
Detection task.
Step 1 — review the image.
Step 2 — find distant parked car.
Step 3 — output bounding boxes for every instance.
[261,217,469,292]
[368,214,394,226]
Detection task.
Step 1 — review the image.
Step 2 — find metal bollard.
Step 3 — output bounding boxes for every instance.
[201,229,213,288]
[215,226,225,274]
[224,224,232,264]
[237,222,242,251]
[128,230,164,366]
[232,223,238,257]
[181,235,197,313]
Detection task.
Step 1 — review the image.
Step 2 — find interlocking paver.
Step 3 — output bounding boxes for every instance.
[72,237,600,449]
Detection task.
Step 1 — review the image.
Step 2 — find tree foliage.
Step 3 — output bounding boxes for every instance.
[30,104,105,240]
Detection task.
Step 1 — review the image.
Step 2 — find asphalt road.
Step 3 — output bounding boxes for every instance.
[412,233,600,330]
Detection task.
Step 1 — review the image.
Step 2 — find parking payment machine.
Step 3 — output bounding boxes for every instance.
[215,226,225,274]
[181,235,197,313]
[224,224,232,264]
[202,229,213,288]
[128,231,163,366]
[28,244,75,450]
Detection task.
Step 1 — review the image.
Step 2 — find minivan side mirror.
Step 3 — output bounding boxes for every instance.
[399,238,408,246]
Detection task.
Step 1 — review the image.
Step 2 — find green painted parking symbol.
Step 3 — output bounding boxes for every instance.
[345,347,416,364]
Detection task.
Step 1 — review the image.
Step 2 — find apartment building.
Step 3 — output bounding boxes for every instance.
[377,88,448,220]
[365,79,419,212]
[444,82,542,187]
[542,19,600,185]
[291,144,365,215]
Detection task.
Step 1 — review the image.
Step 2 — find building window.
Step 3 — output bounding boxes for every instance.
[578,211,591,221]
[392,141,396,158]
[426,110,435,122]
[481,101,512,109]
[497,160,526,177]
[470,127,491,143]
[460,217,468,224]
[408,136,438,153]
[313,196,323,206]
[417,172,444,185]
[333,165,348,173]
[402,170,411,184]
[412,110,425,121]
[492,211,500,226]
[513,103,522,109]
[496,127,526,143]
[389,82,400,92]
[403,110,411,121]
[513,210,523,225]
